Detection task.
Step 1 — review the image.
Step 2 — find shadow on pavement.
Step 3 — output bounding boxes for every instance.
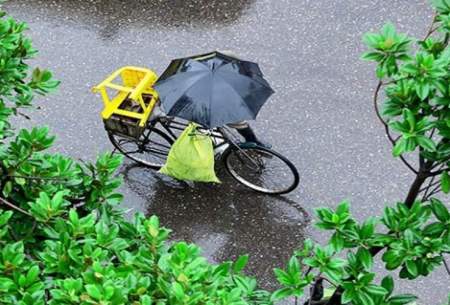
[120,162,310,290]
[8,0,255,39]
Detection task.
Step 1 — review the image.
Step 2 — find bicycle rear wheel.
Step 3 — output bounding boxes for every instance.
[108,127,173,169]
[223,146,299,195]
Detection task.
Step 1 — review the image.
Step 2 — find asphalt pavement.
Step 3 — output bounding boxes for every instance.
[4,0,448,302]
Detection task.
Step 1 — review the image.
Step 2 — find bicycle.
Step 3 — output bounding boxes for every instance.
[94,66,299,195]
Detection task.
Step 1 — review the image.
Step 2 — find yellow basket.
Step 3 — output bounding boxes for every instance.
[93,66,159,138]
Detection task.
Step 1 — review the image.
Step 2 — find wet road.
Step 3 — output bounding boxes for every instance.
[4,0,448,302]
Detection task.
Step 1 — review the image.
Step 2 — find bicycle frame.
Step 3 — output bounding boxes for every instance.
[149,116,229,150]
[148,116,261,168]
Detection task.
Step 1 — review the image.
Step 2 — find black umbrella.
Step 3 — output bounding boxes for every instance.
[153,51,274,128]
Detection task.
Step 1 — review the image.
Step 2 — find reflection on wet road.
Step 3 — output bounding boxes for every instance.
[4,0,448,301]
[121,162,309,290]
[9,0,255,39]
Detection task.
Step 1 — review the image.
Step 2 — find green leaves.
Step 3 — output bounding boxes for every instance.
[390,109,435,157]
[233,254,249,273]
[19,126,55,151]
[441,171,450,193]
[362,23,412,78]
[0,241,25,271]
[303,245,346,283]
[271,287,295,301]
[29,68,60,95]
[315,201,381,254]
[0,9,57,126]
[272,255,314,301]
[416,135,436,151]
[383,79,418,118]
[315,201,353,230]
[433,0,450,14]
[0,209,12,240]
[356,247,373,271]
[430,198,450,222]
[32,209,272,305]
[341,272,388,305]
[364,15,450,180]
[400,52,447,100]
[389,294,418,305]
[85,284,102,300]
[0,260,45,304]
[28,191,69,222]
[368,276,418,305]
[287,256,301,280]
[308,199,447,304]
[379,200,450,280]
[381,275,394,296]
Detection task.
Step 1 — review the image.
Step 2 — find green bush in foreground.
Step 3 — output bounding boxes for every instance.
[0,206,271,305]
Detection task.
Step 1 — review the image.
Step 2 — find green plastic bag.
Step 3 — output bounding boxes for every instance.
[159,123,220,183]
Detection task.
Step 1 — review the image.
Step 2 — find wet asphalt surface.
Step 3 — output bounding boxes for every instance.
[4,0,449,302]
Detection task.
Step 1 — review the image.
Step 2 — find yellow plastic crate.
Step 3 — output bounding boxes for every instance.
[92,66,159,137]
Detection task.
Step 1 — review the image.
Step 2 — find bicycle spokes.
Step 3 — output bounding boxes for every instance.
[225,147,299,194]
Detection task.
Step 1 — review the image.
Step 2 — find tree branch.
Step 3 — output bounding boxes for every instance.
[424,184,442,201]
[420,177,439,201]
[373,80,418,174]
[424,12,438,40]
[420,179,440,192]
[320,276,338,288]
[308,276,324,305]
[429,167,449,176]
[6,174,69,182]
[0,197,32,217]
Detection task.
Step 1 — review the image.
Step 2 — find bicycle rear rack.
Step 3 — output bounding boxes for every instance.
[93,66,159,138]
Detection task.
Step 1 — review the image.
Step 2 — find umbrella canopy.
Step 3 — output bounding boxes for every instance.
[153,51,274,128]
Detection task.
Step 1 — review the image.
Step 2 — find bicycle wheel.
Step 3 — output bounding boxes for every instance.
[223,146,299,195]
[108,127,173,169]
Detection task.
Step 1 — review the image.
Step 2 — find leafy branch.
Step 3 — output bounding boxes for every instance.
[273,200,449,305]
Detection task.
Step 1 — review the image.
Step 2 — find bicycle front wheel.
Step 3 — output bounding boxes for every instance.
[223,146,299,195]
[108,127,173,169]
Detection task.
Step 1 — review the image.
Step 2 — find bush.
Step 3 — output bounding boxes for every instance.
[0,6,271,305]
